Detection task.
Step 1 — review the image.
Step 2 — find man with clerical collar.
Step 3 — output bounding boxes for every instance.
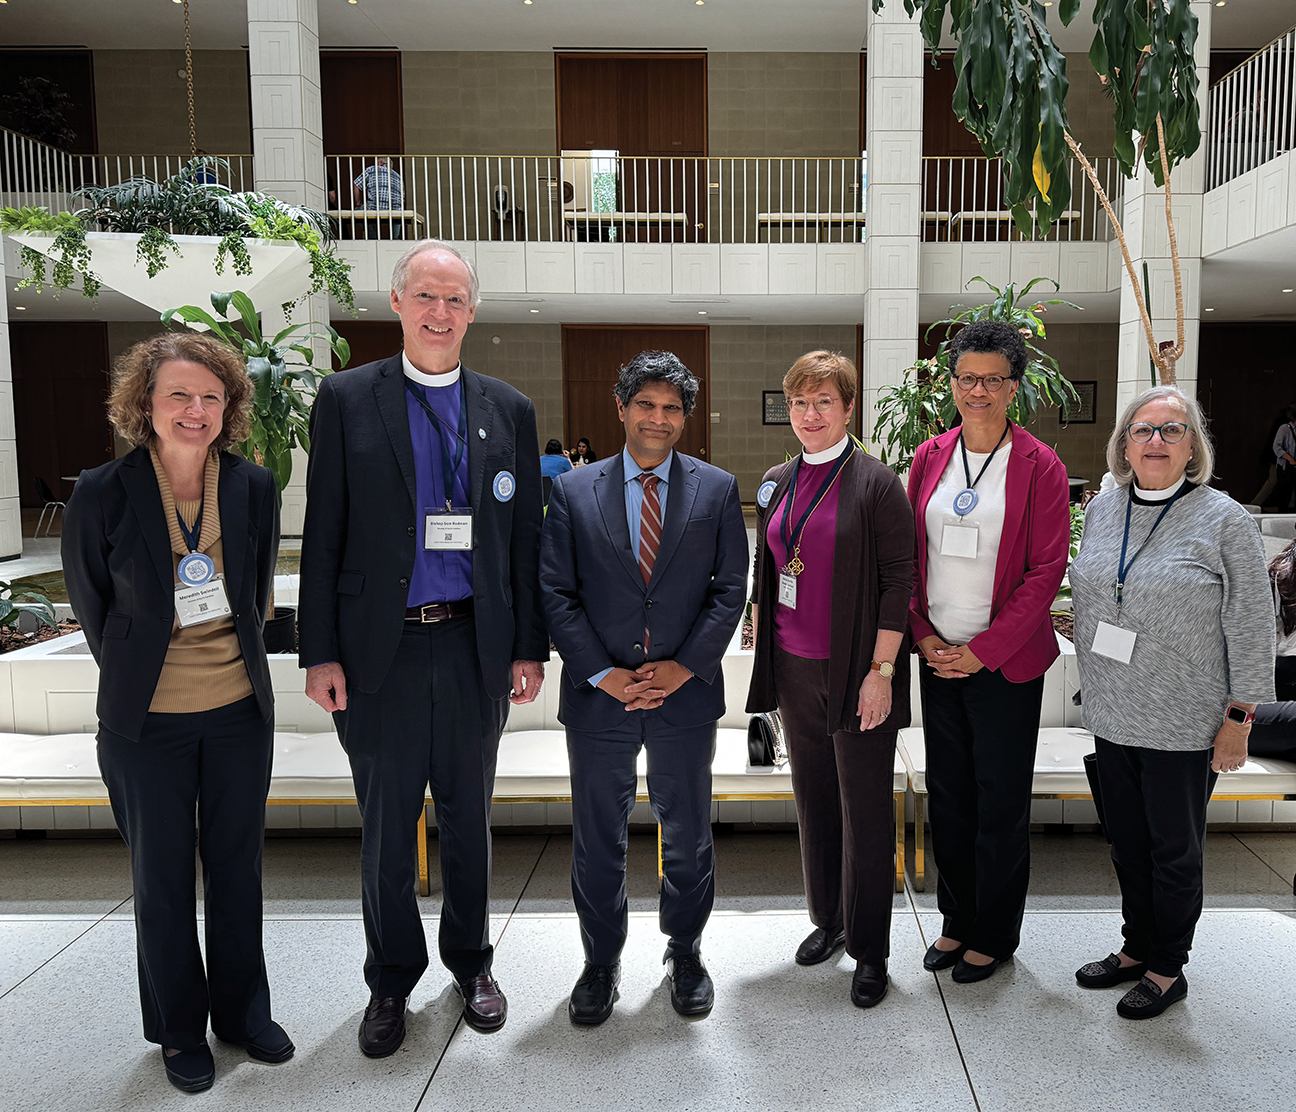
[299,239,547,1055]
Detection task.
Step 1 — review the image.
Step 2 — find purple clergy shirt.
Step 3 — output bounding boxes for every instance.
[766,458,841,659]
[406,380,473,605]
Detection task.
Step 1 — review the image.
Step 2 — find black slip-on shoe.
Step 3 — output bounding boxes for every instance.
[923,941,967,972]
[1116,974,1188,1019]
[796,927,847,966]
[850,962,889,1008]
[951,954,1011,984]
[358,995,408,1058]
[163,1045,215,1093]
[1075,953,1148,990]
[456,975,508,1033]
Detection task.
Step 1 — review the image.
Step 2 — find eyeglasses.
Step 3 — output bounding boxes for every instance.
[1127,421,1188,444]
[788,397,840,415]
[952,373,1007,392]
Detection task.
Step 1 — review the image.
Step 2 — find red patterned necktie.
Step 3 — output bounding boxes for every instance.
[637,473,661,585]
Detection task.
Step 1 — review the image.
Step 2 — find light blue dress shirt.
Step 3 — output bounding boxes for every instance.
[588,447,673,688]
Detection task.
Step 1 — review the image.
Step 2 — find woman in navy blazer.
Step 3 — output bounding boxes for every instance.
[63,332,287,1093]
[907,321,1071,983]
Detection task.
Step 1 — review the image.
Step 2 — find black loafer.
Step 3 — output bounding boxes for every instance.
[796,927,846,966]
[951,954,1010,984]
[1116,974,1188,1019]
[923,941,966,972]
[850,961,889,1008]
[569,961,620,1026]
[358,995,408,1058]
[219,1019,295,1064]
[665,954,714,1017]
[456,974,508,1033]
[163,1045,215,1093]
[1076,953,1148,990]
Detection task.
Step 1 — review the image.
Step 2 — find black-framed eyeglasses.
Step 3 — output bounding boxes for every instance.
[952,373,1007,392]
[1127,421,1188,444]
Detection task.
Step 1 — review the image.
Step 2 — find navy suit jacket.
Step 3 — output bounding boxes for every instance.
[539,450,748,732]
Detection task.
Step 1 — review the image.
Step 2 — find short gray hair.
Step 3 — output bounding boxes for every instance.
[1105,385,1215,487]
[390,238,480,307]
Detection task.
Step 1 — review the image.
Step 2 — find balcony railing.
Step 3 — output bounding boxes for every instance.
[1208,24,1296,190]
[920,156,1124,242]
[326,154,867,244]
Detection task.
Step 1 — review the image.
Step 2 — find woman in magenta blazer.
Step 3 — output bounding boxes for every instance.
[907,320,1071,983]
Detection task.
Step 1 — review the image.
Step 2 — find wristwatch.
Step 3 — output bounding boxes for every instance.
[1225,704,1255,726]
[870,660,895,678]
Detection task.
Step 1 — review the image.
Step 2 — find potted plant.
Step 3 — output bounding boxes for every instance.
[163,289,352,653]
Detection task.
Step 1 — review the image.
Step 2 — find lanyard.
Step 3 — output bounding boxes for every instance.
[404,378,468,510]
[958,421,1011,491]
[1115,484,1191,611]
[176,502,203,553]
[780,441,854,574]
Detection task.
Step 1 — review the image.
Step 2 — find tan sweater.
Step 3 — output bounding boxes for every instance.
[148,447,255,714]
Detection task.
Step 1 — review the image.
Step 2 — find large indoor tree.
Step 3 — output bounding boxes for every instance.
[874,0,1201,384]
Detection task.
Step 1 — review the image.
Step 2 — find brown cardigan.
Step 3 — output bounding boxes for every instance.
[745,447,915,735]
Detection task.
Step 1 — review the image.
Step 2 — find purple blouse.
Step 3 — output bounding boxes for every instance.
[766,458,842,659]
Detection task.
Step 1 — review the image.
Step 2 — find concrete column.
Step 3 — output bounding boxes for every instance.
[1115,1,1212,412]
[861,5,924,451]
[0,251,22,559]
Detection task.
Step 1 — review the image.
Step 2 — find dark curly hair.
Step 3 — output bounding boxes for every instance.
[109,331,253,450]
[947,319,1028,381]
[613,350,700,417]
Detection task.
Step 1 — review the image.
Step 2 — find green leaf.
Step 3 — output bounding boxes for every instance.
[1058,0,1080,26]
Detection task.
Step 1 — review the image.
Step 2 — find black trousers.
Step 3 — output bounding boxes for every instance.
[336,616,506,996]
[919,665,1045,958]
[97,695,274,1051]
[1095,737,1217,978]
[774,647,897,965]
[567,716,717,966]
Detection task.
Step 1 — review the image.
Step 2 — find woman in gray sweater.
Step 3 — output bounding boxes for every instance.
[1071,385,1274,1020]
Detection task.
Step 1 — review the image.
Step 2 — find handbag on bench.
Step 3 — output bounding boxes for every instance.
[747,710,789,768]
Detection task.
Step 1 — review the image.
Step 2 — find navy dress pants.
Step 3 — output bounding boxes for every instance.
[97,695,274,1052]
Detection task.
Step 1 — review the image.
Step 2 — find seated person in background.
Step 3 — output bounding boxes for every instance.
[353,157,405,238]
[1250,539,1296,761]
[570,438,597,466]
[541,438,574,480]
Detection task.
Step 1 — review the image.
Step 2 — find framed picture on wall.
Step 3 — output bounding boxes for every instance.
[1068,380,1097,425]
[763,390,791,425]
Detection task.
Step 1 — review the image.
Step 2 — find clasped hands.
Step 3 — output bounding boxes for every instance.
[598,660,692,711]
[916,635,984,680]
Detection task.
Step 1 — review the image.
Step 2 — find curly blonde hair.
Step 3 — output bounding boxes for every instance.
[109,332,253,450]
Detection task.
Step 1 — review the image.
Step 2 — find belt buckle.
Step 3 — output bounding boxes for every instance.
[420,603,447,624]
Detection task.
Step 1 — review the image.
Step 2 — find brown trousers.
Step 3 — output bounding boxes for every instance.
[774,646,897,965]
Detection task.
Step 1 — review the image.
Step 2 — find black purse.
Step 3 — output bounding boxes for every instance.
[747,710,789,768]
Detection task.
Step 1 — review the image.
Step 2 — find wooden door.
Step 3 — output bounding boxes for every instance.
[321,52,404,154]
[562,326,710,465]
[329,319,404,371]
[10,322,113,506]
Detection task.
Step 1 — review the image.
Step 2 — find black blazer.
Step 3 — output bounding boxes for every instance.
[62,447,279,742]
[296,356,548,700]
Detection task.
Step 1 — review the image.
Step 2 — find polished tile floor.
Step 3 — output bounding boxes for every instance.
[2,828,1294,1112]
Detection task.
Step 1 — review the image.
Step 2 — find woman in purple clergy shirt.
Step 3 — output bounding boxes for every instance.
[746,351,915,1009]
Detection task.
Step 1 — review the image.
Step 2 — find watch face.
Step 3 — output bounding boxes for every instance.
[1227,706,1247,723]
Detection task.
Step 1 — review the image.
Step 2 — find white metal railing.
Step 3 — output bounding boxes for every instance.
[326,154,867,244]
[920,156,1124,242]
[1208,25,1296,190]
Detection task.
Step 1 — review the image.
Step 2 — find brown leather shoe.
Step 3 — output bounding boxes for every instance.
[456,975,508,1033]
[358,996,407,1058]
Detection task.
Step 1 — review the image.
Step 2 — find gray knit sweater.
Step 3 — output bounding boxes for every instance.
[1071,483,1276,751]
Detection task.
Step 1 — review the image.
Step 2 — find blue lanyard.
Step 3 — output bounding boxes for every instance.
[780,442,854,564]
[404,378,468,510]
[176,502,203,553]
[1115,484,1190,610]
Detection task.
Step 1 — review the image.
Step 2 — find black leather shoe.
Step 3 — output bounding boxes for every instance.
[219,1019,295,1064]
[1076,953,1148,989]
[923,940,967,972]
[796,927,846,966]
[665,954,714,1017]
[850,961,889,1008]
[569,962,620,1026]
[162,1045,215,1093]
[358,995,408,1058]
[456,974,508,1033]
[951,954,1010,984]
[1116,974,1188,1019]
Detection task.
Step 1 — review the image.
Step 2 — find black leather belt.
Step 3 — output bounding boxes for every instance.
[405,599,473,623]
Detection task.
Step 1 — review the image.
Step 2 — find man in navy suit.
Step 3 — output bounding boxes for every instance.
[540,350,748,1025]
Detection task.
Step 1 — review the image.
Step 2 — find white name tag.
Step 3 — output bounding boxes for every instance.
[941,523,979,558]
[1092,620,1137,664]
[778,571,798,610]
[174,576,232,628]
[425,510,473,551]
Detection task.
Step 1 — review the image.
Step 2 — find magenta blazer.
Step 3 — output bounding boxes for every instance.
[906,425,1071,683]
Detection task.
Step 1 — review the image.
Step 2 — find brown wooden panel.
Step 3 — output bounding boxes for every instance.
[0,50,97,154]
[10,322,112,506]
[329,320,404,372]
[557,54,706,157]
[923,56,982,158]
[556,56,620,152]
[1210,50,1260,88]
[321,53,404,155]
[646,57,706,155]
[563,326,710,464]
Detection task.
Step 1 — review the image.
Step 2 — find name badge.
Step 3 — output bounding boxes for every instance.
[778,571,798,610]
[174,576,232,628]
[1092,620,1136,664]
[940,523,979,559]
[425,509,473,551]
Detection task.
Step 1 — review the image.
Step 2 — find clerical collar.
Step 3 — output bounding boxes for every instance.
[402,352,460,387]
[1133,474,1187,502]
[802,435,851,465]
